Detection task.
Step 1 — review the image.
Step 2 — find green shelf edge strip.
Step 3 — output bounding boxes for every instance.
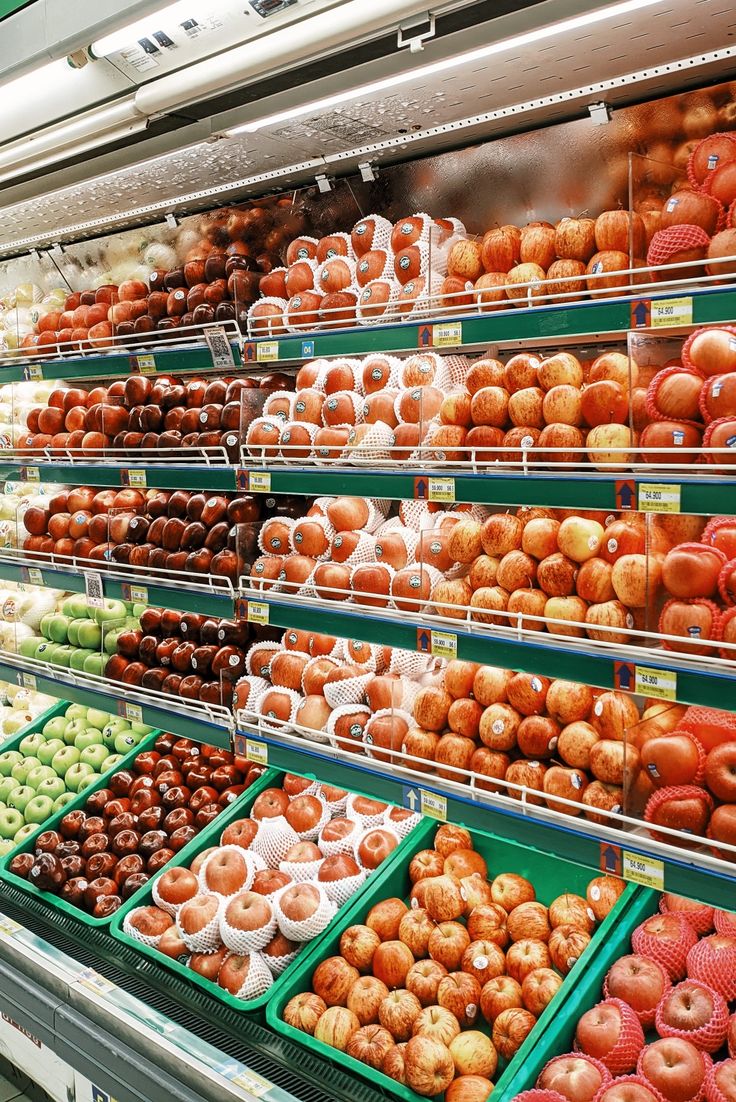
[251,595,736,710]
[243,731,734,910]
[0,463,237,491]
[0,657,230,748]
[2,341,242,384]
[0,558,235,618]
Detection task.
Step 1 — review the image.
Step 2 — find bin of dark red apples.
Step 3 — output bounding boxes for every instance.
[275,820,629,1101]
[6,733,263,920]
[112,772,421,1005]
[21,371,293,461]
[513,893,736,1102]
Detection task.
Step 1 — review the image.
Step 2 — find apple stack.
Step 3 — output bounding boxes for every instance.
[517,893,736,1102]
[21,371,293,461]
[118,772,420,1002]
[16,592,142,678]
[281,821,625,1101]
[247,213,466,336]
[0,702,151,855]
[7,732,262,919]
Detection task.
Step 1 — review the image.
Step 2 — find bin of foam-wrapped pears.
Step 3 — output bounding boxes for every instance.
[0,701,152,854]
[17,595,145,677]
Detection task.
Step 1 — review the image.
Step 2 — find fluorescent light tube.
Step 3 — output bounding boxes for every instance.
[90,0,205,58]
[228,0,667,133]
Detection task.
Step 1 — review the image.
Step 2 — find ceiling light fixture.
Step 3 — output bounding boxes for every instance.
[89,0,207,59]
[227,0,667,133]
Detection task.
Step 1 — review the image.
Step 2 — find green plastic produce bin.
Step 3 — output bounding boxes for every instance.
[111,770,425,1016]
[268,816,652,1102]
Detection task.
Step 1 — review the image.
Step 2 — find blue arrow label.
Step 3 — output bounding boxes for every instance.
[601,845,619,872]
[419,327,432,346]
[617,665,632,690]
[415,478,427,498]
[618,483,634,508]
[633,301,649,326]
[417,630,430,652]
[403,786,419,811]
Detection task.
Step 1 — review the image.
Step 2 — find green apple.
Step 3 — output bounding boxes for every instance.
[37,738,66,767]
[42,716,69,741]
[35,640,60,663]
[24,794,55,825]
[8,785,34,813]
[65,763,94,792]
[103,628,124,656]
[11,757,40,784]
[0,751,23,776]
[36,777,66,801]
[0,838,15,857]
[74,728,104,751]
[13,824,37,845]
[70,649,95,672]
[102,719,129,748]
[52,645,75,668]
[47,614,72,644]
[66,619,83,647]
[79,745,108,770]
[113,731,142,754]
[130,722,153,737]
[25,765,56,790]
[65,704,87,722]
[62,719,87,745]
[0,808,23,840]
[39,612,55,639]
[132,602,148,619]
[86,708,111,731]
[18,637,41,659]
[93,599,127,625]
[62,594,89,619]
[19,733,46,757]
[0,777,20,802]
[83,653,106,676]
[51,747,80,775]
[78,621,102,650]
[101,754,123,772]
[53,792,76,813]
[77,773,101,793]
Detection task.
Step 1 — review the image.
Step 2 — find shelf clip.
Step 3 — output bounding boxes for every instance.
[359,161,377,182]
[398,12,435,53]
[588,101,612,125]
[315,173,333,193]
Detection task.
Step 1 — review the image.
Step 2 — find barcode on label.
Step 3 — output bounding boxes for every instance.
[84,572,104,609]
[205,327,236,369]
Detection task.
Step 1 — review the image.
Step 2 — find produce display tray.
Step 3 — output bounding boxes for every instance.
[493,887,660,1102]
[111,768,425,1017]
[267,816,651,1102]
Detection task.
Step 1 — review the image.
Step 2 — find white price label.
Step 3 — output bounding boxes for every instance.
[21,567,43,586]
[205,326,236,369]
[430,631,458,660]
[120,702,143,723]
[123,470,147,489]
[651,297,693,329]
[246,601,270,626]
[0,916,21,938]
[84,572,104,609]
[433,322,463,347]
[635,665,677,701]
[623,850,664,891]
[257,341,279,362]
[227,1068,272,1097]
[638,483,681,513]
[249,472,272,493]
[20,467,40,482]
[245,739,268,766]
[75,968,116,997]
[420,790,447,821]
[129,585,148,604]
[428,477,456,503]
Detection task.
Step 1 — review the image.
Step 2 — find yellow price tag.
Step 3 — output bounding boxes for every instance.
[651,297,693,328]
[428,477,456,503]
[430,631,458,660]
[120,702,143,723]
[420,790,447,820]
[433,322,463,347]
[623,850,664,891]
[136,355,156,375]
[126,470,147,489]
[20,467,40,482]
[246,601,270,626]
[249,472,272,493]
[130,585,148,604]
[257,341,279,362]
[635,665,677,701]
[245,739,268,766]
[638,483,681,513]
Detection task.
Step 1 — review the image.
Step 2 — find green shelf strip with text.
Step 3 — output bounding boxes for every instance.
[1,340,242,384]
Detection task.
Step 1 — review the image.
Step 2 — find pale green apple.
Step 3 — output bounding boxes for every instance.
[62,719,87,745]
[83,653,106,677]
[130,722,153,736]
[8,785,34,813]
[39,613,55,639]
[52,645,75,668]
[70,649,95,672]
[64,704,87,722]
[52,792,76,813]
[102,718,129,748]
[34,641,60,663]
[101,754,123,772]
[24,794,55,825]
[62,594,90,620]
[132,603,148,619]
[77,621,102,650]
[103,628,124,656]
[86,708,111,731]
[74,728,104,751]
[18,638,41,659]
[25,765,56,790]
[66,619,84,648]
[79,745,108,770]
[18,733,46,757]
[13,824,36,844]
[0,777,20,802]
[51,747,80,775]
[47,614,72,644]
[93,599,127,625]
[11,757,40,784]
[0,838,15,856]
[0,809,23,840]
[0,751,23,777]
[37,738,66,767]
[113,731,141,754]
[42,716,69,741]
[65,763,94,792]
[36,777,66,801]
[76,773,100,793]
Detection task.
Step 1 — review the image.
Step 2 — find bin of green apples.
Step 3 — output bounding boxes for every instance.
[0,702,152,854]
[16,594,141,677]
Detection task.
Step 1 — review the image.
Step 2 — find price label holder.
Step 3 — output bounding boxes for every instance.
[84,571,104,610]
[20,567,43,586]
[634,665,677,701]
[204,327,236,369]
[417,628,457,660]
[257,341,279,362]
[122,583,149,605]
[131,354,156,375]
[22,365,43,381]
[623,850,664,891]
[434,321,463,347]
[243,739,268,766]
[420,790,447,821]
[249,472,272,493]
[638,483,681,513]
[74,968,117,997]
[245,601,269,626]
[17,673,36,690]
[20,467,40,483]
[428,477,456,503]
[651,297,693,329]
[117,702,143,723]
[0,915,22,939]
[121,469,147,489]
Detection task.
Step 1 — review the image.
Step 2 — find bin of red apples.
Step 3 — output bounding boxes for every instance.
[111,771,421,1006]
[272,818,631,1101]
[512,892,736,1102]
[5,733,262,921]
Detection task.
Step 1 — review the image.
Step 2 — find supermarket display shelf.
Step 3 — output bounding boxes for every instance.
[0,654,231,747]
[0,460,238,491]
[3,338,243,385]
[238,466,733,516]
[0,555,237,619]
[239,728,733,909]
[237,591,736,710]
[240,284,736,362]
[0,891,379,1102]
